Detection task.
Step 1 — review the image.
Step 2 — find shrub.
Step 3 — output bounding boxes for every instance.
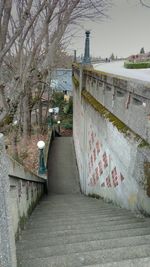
[124,61,150,69]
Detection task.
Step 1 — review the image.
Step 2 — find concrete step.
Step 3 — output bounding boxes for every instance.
[17,244,150,267]
[26,215,146,229]
[30,210,136,220]
[17,227,150,249]
[17,234,150,259]
[27,212,140,224]
[33,196,133,209]
[21,221,150,239]
[84,257,150,267]
[16,136,150,266]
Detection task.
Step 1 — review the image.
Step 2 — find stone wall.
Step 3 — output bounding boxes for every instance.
[10,176,44,239]
[9,158,46,239]
[0,134,46,267]
[84,68,150,144]
[73,64,150,215]
[0,134,17,267]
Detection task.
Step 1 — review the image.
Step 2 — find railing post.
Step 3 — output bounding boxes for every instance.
[0,133,17,267]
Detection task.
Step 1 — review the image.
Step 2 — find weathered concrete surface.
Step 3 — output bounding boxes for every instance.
[0,133,47,265]
[5,148,46,240]
[73,64,150,215]
[16,194,150,267]
[48,137,80,194]
[85,65,150,144]
[16,137,150,266]
[9,175,45,240]
[0,134,17,267]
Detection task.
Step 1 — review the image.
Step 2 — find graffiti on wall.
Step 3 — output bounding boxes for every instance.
[87,123,125,190]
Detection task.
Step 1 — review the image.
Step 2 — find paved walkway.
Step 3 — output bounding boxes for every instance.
[94,61,150,82]
[17,137,150,267]
[48,137,80,194]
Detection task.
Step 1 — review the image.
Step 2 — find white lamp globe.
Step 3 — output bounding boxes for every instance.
[37,140,45,149]
[143,102,146,107]
[57,120,60,124]
[49,108,53,113]
[13,120,18,125]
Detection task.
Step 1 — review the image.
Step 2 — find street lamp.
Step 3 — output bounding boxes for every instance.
[37,140,46,175]
[57,120,60,134]
[13,120,18,159]
[48,108,53,127]
[13,120,18,126]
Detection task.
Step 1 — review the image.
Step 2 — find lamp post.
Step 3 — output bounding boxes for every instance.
[13,120,18,159]
[37,140,46,175]
[57,120,60,134]
[48,108,53,127]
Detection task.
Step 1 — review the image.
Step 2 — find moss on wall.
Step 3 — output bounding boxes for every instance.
[72,76,79,88]
[88,193,101,199]
[81,89,150,147]
[15,188,44,241]
[15,213,27,240]
[144,162,150,197]
[72,63,80,69]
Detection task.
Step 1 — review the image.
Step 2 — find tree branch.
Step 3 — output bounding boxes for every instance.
[140,0,150,8]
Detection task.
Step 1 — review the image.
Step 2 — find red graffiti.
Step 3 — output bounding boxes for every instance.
[98,161,103,176]
[96,141,100,155]
[91,155,93,167]
[93,148,96,162]
[103,152,108,168]
[106,175,112,188]
[95,167,99,182]
[92,173,96,185]
[112,167,118,187]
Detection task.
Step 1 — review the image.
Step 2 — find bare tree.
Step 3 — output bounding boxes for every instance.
[0,0,111,138]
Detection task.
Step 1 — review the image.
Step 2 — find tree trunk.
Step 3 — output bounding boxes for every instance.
[23,94,31,140]
[39,99,42,132]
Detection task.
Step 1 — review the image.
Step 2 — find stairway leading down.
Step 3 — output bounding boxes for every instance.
[17,137,150,267]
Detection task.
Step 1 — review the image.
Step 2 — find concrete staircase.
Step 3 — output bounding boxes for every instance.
[17,137,150,267]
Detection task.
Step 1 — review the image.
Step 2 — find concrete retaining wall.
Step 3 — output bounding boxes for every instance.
[10,176,44,239]
[0,126,52,266]
[9,160,45,239]
[73,64,150,215]
[84,68,150,144]
[0,134,17,267]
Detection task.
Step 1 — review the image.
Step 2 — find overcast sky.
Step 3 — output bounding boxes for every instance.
[68,0,150,58]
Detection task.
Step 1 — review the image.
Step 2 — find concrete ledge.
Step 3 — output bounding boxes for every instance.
[81,89,149,148]
[5,139,48,240]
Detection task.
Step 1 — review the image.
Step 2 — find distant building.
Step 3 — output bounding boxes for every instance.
[50,69,72,97]
[128,52,150,62]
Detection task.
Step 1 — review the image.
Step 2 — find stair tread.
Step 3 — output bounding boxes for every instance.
[17,227,150,249]
[17,244,150,267]
[17,234,150,258]
[84,257,150,267]
[16,137,150,266]
[20,221,150,241]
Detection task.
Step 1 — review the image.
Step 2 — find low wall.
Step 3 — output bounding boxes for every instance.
[0,129,53,265]
[9,157,46,239]
[73,63,150,215]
